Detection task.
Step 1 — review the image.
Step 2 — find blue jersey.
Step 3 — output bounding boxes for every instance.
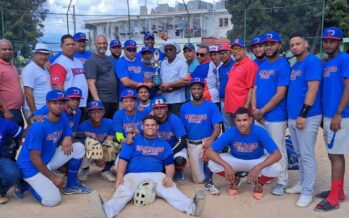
[119,134,173,173]
[0,118,23,157]
[287,54,323,119]
[322,52,349,118]
[34,106,81,132]
[158,113,186,147]
[136,48,165,62]
[180,100,223,140]
[17,117,72,178]
[212,124,278,160]
[191,62,210,79]
[78,118,114,143]
[49,51,92,64]
[112,108,150,135]
[255,57,291,122]
[141,63,157,98]
[115,56,143,99]
[136,101,152,111]
[254,58,266,67]
[218,59,234,99]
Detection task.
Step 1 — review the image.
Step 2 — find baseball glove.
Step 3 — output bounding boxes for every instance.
[102,140,116,162]
[85,137,103,160]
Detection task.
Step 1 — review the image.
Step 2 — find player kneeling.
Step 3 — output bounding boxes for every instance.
[16,90,92,207]
[103,115,205,218]
[206,108,281,200]
[77,100,118,182]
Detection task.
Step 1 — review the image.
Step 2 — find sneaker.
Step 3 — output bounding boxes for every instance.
[0,195,8,205]
[253,183,264,200]
[272,184,286,196]
[227,177,240,196]
[285,182,302,194]
[78,168,89,182]
[204,180,220,195]
[64,182,93,195]
[193,189,206,216]
[174,170,185,183]
[13,181,29,200]
[100,171,116,182]
[296,194,313,207]
[315,190,345,202]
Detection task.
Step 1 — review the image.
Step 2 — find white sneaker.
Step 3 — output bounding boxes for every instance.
[296,195,313,207]
[101,171,116,182]
[78,168,89,182]
[193,189,206,216]
[286,182,302,194]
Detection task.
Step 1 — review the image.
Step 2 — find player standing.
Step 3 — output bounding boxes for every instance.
[314,27,349,212]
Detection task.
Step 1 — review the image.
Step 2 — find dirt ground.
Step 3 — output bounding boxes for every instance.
[1,130,348,218]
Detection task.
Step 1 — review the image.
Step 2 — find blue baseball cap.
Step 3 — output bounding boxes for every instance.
[123,40,137,49]
[73,32,88,41]
[183,43,195,51]
[190,77,205,86]
[87,100,104,111]
[144,32,155,40]
[231,38,246,48]
[121,88,137,99]
[264,31,282,42]
[46,90,66,101]
[251,35,265,46]
[140,46,154,53]
[65,87,83,99]
[110,39,122,48]
[322,27,343,40]
[152,96,167,108]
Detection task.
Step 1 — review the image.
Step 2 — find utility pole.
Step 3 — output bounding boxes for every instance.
[183,0,190,43]
[127,0,131,39]
[73,5,76,34]
[66,0,73,34]
[1,8,4,38]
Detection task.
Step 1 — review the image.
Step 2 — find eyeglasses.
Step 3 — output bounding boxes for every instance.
[219,51,230,55]
[196,53,206,57]
[164,47,174,52]
[126,48,137,53]
[89,109,104,115]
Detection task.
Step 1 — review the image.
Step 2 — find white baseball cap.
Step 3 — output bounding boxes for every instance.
[160,40,181,54]
[34,43,50,54]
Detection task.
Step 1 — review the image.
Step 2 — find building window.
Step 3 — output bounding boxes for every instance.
[219,17,229,27]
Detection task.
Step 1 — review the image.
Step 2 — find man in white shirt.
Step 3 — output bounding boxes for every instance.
[159,40,189,116]
[50,34,88,110]
[22,43,52,120]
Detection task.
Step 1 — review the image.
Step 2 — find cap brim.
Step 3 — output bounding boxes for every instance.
[87,107,104,111]
[66,95,83,99]
[322,37,342,40]
[35,50,50,54]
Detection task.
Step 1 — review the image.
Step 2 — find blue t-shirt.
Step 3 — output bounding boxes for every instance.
[287,54,323,119]
[218,59,234,99]
[180,100,223,140]
[119,134,173,173]
[158,113,186,147]
[322,52,349,118]
[34,106,81,132]
[136,101,152,111]
[17,117,72,178]
[0,118,23,157]
[78,118,114,143]
[49,51,92,64]
[115,56,143,98]
[136,48,165,62]
[255,57,291,122]
[112,108,150,135]
[191,62,210,79]
[212,124,279,160]
[254,58,266,67]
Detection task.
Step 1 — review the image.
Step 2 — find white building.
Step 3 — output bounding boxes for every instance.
[84,0,232,47]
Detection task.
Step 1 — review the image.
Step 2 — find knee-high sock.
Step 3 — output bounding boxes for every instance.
[66,158,83,187]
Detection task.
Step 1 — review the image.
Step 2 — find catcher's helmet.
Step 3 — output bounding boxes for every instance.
[133,180,157,206]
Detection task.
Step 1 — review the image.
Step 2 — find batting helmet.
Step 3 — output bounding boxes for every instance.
[133,180,157,207]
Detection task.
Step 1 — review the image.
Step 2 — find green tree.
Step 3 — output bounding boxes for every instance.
[225,0,348,53]
[0,0,48,57]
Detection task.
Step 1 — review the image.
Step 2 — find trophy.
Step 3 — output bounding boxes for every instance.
[151,49,162,87]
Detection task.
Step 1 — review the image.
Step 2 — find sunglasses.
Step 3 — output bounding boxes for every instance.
[164,47,174,52]
[89,109,104,114]
[231,47,243,52]
[196,53,206,57]
[126,48,137,53]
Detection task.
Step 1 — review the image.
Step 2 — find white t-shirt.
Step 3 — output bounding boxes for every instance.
[22,61,52,110]
[160,56,188,104]
[53,55,88,107]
